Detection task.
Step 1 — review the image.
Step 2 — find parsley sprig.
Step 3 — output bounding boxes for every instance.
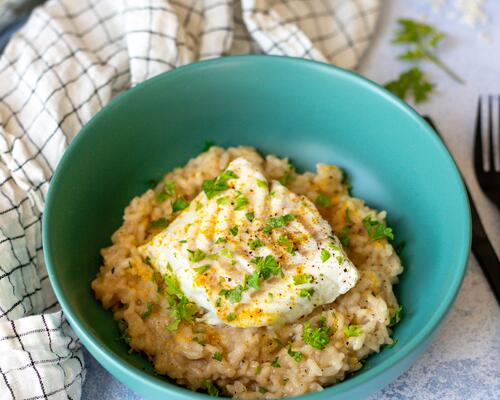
[248,255,281,290]
[163,271,198,331]
[362,215,394,241]
[302,317,332,350]
[384,19,464,103]
[202,170,238,199]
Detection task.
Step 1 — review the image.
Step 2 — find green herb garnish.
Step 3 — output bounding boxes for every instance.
[245,212,255,222]
[227,312,237,322]
[320,249,331,262]
[256,179,268,189]
[229,225,239,236]
[362,215,394,241]
[315,194,331,207]
[220,248,233,258]
[302,317,332,350]
[299,288,314,299]
[249,239,263,250]
[343,324,363,337]
[220,285,246,304]
[172,197,189,212]
[216,196,229,205]
[215,237,227,244]
[164,272,198,331]
[149,217,168,229]
[389,305,404,326]
[255,365,262,375]
[293,274,313,285]
[385,67,434,104]
[213,352,223,361]
[203,381,219,397]
[263,214,295,233]
[155,180,176,202]
[278,235,295,254]
[341,169,352,193]
[287,345,302,362]
[141,302,154,319]
[336,255,344,264]
[194,264,211,274]
[202,170,238,199]
[338,226,351,247]
[271,357,281,368]
[258,387,268,394]
[187,248,206,262]
[234,191,249,210]
[279,163,295,185]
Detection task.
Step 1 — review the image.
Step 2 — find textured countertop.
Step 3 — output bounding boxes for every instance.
[81,1,500,399]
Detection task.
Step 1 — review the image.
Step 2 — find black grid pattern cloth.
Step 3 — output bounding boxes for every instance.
[0,0,380,398]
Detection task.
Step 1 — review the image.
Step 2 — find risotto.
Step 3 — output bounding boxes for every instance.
[91,146,403,398]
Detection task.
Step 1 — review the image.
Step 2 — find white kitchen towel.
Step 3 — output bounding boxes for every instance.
[0,0,380,398]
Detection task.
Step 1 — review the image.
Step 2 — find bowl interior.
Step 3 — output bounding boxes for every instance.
[43,56,469,399]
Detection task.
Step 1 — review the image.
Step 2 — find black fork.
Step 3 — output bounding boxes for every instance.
[475,96,500,208]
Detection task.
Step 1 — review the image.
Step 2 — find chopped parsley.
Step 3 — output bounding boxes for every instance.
[227,312,237,322]
[234,191,249,210]
[149,217,168,229]
[288,345,302,362]
[256,179,268,189]
[345,207,353,225]
[315,194,331,207]
[220,285,246,303]
[202,170,238,199]
[278,235,295,254]
[279,163,295,185]
[341,169,352,193]
[389,305,404,326]
[258,387,268,394]
[192,336,206,345]
[338,226,351,247]
[155,180,176,202]
[248,255,281,290]
[187,248,206,262]
[302,317,332,350]
[343,324,363,337]
[249,239,263,250]
[245,212,255,222]
[293,274,313,285]
[194,264,211,274]
[216,196,229,205]
[172,197,189,212]
[271,357,281,368]
[362,215,394,241]
[215,297,222,307]
[203,380,219,397]
[248,271,260,290]
[163,272,198,331]
[213,352,223,361]
[202,140,215,152]
[215,237,227,244]
[299,288,314,299]
[263,214,295,233]
[320,249,331,262]
[229,225,239,236]
[141,302,153,319]
[336,255,344,264]
[220,248,233,258]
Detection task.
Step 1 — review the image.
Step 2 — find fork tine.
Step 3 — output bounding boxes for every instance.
[474,96,484,173]
[487,95,495,171]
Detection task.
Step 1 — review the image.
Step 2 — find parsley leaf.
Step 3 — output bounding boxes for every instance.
[202,170,238,199]
[384,67,434,104]
[220,285,246,303]
[389,305,404,326]
[227,312,237,322]
[194,264,211,274]
[279,163,295,185]
[229,225,239,236]
[256,179,268,189]
[341,169,352,193]
[245,212,255,222]
[187,248,206,262]
[141,302,154,319]
[163,272,197,331]
[213,352,223,361]
[255,365,262,375]
[299,288,314,299]
[155,180,176,202]
[362,215,394,241]
[302,317,332,350]
[216,196,229,205]
[248,271,260,290]
[293,274,313,285]
[215,237,227,244]
[251,255,281,280]
[391,19,463,84]
[202,140,215,152]
[338,226,351,247]
[271,357,281,368]
[203,381,219,397]
[343,324,363,337]
[149,217,168,229]
[249,239,263,250]
[320,249,331,262]
[278,235,295,254]
[287,345,302,362]
[172,197,189,212]
[315,194,331,207]
[233,191,248,210]
[263,214,295,233]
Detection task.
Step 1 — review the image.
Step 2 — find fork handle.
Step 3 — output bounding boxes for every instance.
[424,116,500,304]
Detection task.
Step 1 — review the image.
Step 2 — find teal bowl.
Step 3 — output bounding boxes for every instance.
[43,55,470,399]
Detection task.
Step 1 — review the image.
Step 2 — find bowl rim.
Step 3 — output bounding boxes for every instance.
[43,54,471,399]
